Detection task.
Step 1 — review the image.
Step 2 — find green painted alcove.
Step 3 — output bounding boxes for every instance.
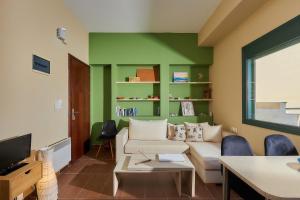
[90,33,213,142]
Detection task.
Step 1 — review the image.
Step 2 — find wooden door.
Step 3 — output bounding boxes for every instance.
[68,54,90,162]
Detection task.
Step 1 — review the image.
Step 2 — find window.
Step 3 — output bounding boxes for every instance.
[242,15,300,135]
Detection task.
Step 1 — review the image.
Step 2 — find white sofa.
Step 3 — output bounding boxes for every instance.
[187,141,222,183]
[116,119,234,183]
[116,127,189,161]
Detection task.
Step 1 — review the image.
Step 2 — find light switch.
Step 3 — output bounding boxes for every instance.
[55,99,63,111]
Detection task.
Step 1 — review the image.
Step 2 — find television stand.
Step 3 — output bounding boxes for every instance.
[0,162,28,176]
[0,161,42,200]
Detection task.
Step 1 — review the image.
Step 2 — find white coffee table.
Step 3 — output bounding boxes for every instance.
[113,154,195,197]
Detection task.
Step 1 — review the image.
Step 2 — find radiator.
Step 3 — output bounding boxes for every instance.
[49,138,71,172]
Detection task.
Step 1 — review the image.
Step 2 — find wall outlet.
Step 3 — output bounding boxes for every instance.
[231,127,238,134]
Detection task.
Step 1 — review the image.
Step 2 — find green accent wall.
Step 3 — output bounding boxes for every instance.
[90,33,212,64]
[91,65,112,124]
[90,33,213,140]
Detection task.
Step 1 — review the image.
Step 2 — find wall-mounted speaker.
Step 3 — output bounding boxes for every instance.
[56,27,67,44]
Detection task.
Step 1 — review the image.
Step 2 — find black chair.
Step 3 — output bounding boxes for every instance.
[221,135,264,200]
[264,134,299,156]
[96,120,118,159]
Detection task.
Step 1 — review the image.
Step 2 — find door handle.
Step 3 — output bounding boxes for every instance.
[72,108,80,120]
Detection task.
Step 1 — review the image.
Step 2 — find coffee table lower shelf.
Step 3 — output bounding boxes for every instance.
[113,154,195,197]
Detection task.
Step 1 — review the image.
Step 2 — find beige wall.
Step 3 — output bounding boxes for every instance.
[0,0,88,149]
[211,0,300,154]
[198,0,267,46]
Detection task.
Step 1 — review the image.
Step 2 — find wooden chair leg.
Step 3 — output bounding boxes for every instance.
[109,140,114,160]
[96,144,102,158]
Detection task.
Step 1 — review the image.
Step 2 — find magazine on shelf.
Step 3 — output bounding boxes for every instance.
[181,101,195,116]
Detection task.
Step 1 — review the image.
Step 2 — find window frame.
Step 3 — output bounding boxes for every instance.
[242,15,300,135]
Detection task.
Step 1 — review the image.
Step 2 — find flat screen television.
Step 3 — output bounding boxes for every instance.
[0,133,32,175]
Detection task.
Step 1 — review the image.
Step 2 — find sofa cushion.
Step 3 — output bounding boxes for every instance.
[167,123,186,141]
[129,118,167,141]
[202,124,222,143]
[125,140,189,154]
[186,142,221,170]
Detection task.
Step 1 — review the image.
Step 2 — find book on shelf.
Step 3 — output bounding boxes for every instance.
[116,106,138,117]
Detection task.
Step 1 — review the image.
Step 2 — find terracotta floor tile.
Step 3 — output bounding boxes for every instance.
[58,173,92,199]
[118,174,146,199]
[26,148,242,200]
[194,178,214,199]
[77,174,113,199]
[58,173,77,187]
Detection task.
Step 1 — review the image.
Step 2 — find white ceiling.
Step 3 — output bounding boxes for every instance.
[64,0,221,33]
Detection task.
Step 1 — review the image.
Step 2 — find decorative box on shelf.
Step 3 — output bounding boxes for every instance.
[128,76,141,82]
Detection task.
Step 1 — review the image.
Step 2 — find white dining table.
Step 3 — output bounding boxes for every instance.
[220,156,300,200]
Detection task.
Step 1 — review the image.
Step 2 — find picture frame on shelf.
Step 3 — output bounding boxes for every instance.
[173,72,188,82]
[181,101,195,116]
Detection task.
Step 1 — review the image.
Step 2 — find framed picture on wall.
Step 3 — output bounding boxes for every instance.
[181,101,195,116]
[32,55,50,74]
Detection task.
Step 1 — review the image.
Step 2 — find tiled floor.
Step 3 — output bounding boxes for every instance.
[28,148,242,200]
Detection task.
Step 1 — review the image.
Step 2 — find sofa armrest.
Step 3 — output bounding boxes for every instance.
[116,127,129,162]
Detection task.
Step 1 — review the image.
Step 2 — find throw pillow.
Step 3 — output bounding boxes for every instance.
[201,123,222,143]
[167,123,186,141]
[129,118,168,141]
[184,122,204,142]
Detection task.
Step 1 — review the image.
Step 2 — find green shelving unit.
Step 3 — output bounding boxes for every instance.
[115,64,161,118]
[169,64,212,117]
[112,64,212,120]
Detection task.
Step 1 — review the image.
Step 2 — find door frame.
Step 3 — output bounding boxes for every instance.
[68,54,90,160]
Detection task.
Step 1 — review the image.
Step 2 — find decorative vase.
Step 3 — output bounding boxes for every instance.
[36,147,58,200]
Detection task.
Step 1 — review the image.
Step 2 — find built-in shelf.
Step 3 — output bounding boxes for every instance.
[117,99,160,102]
[169,81,212,84]
[110,64,212,121]
[116,81,160,84]
[169,99,213,102]
[117,116,161,118]
[169,115,209,118]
